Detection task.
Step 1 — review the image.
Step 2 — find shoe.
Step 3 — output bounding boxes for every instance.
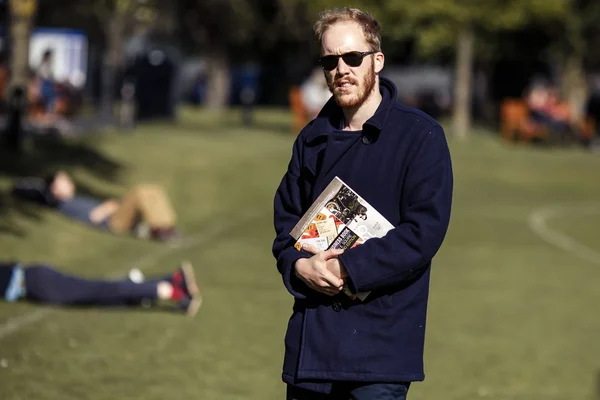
[170,261,202,317]
[152,227,179,242]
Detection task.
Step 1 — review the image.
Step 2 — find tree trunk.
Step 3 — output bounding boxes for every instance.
[560,55,588,124]
[204,50,230,110]
[452,28,474,140]
[100,16,125,122]
[5,0,37,152]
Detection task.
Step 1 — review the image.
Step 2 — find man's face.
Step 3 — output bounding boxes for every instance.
[50,171,75,201]
[321,22,384,110]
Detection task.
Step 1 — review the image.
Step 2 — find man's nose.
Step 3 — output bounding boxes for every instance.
[336,57,350,74]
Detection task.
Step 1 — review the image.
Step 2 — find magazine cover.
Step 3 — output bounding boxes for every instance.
[290,177,395,301]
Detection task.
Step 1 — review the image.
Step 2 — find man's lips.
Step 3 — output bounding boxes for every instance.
[334,80,356,92]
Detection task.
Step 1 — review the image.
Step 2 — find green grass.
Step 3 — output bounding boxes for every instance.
[0,108,599,400]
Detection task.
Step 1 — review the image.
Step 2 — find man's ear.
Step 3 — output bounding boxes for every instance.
[374,52,385,74]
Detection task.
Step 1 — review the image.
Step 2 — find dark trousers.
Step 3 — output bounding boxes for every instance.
[286,382,410,400]
[24,265,158,306]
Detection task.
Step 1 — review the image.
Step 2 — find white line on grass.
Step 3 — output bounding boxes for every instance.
[0,210,268,341]
[527,203,600,266]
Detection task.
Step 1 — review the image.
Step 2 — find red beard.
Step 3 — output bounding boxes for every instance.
[327,59,376,109]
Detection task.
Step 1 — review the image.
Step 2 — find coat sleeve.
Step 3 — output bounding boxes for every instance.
[272,136,315,299]
[338,124,453,294]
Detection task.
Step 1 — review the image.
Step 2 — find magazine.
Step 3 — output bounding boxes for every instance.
[290,176,394,301]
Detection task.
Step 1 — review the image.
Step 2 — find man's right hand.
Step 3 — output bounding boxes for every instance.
[294,247,345,296]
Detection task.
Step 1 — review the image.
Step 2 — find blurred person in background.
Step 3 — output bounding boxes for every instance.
[12,171,180,242]
[301,67,332,118]
[0,260,202,317]
[525,82,569,132]
[523,81,588,144]
[272,7,452,400]
[37,49,57,115]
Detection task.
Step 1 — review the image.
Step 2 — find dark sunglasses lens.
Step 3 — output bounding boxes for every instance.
[342,52,363,67]
[320,56,338,71]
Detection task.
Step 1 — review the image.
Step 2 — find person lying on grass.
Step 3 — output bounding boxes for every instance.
[0,260,202,317]
[12,170,180,242]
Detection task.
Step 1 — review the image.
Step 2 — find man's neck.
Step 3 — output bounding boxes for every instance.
[342,81,382,131]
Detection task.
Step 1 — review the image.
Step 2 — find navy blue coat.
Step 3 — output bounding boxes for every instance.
[272,77,453,393]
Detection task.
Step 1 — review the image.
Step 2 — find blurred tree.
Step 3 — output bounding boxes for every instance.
[390,0,570,139]
[483,0,600,124]
[38,0,161,120]
[3,0,38,153]
[6,0,37,92]
[285,0,568,138]
[545,0,600,123]
[94,0,136,121]
[177,0,316,110]
[38,0,316,111]
[90,0,161,121]
[177,0,261,110]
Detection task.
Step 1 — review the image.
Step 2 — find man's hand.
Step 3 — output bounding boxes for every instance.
[294,244,345,296]
[89,200,120,224]
[326,257,348,279]
[303,243,348,280]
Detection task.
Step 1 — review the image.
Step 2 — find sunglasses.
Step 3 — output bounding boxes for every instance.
[319,51,377,71]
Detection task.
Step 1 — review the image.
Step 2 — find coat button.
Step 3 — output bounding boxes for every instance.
[332,301,342,312]
[361,135,371,144]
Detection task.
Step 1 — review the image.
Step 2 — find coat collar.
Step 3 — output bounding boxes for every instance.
[305,76,398,144]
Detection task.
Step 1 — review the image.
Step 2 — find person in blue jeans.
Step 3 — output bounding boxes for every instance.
[0,260,202,317]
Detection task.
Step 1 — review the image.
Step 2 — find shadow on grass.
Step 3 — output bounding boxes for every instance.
[0,135,123,237]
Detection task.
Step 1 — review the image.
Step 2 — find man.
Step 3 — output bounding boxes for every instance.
[12,170,179,242]
[0,260,202,317]
[272,7,453,399]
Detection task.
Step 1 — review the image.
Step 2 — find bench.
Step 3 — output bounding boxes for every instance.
[499,98,596,144]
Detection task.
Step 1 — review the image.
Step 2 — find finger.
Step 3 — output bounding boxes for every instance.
[301,243,319,255]
[320,271,344,289]
[320,248,344,260]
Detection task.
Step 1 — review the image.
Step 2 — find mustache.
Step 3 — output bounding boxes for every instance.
[330,77,358,87]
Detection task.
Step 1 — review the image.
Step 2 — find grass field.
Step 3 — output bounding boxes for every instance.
[0,108,599,400]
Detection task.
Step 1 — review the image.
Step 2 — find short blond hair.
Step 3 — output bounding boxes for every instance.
[313,7,382,52]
